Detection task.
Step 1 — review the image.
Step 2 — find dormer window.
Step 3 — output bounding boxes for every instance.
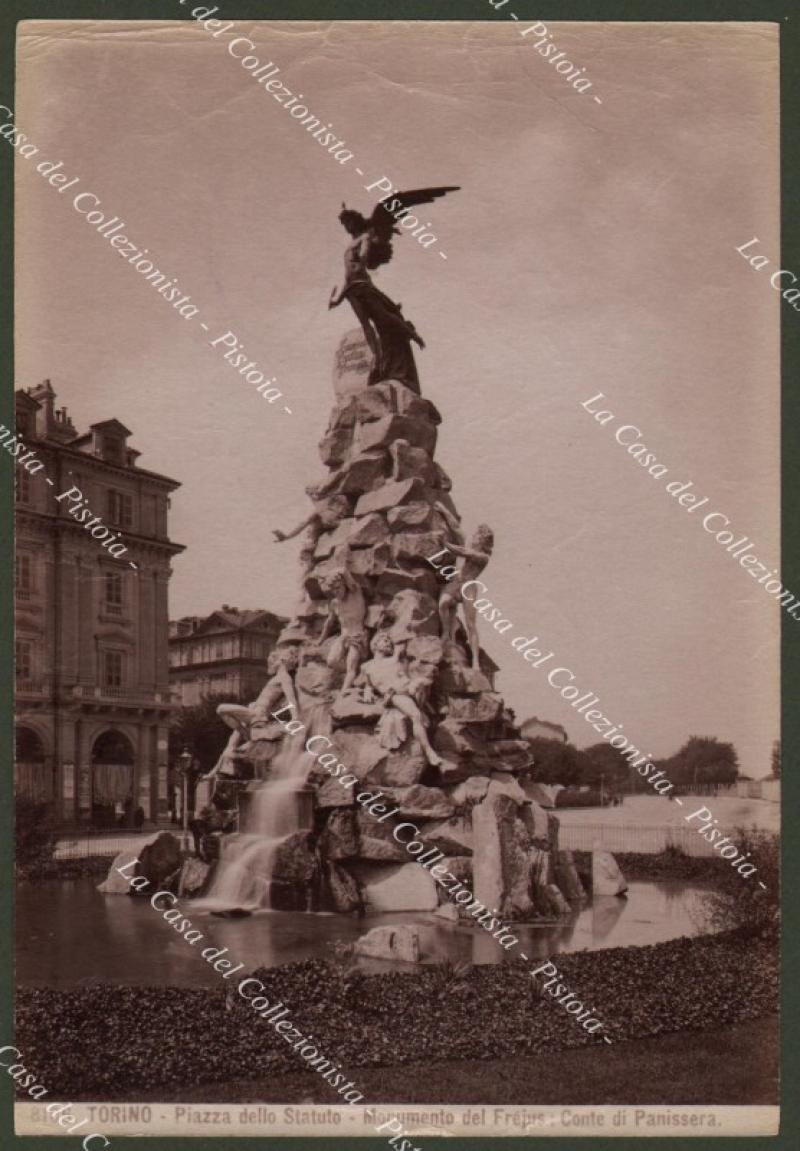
[103,433,125,465]
[88,419,132,465]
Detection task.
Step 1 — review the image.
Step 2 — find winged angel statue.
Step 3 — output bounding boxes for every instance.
[329,186,459,390]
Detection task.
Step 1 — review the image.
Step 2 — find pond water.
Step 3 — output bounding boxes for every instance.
[16,878,712,988]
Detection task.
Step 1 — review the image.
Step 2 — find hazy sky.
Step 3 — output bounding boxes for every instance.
[15,18,780,772]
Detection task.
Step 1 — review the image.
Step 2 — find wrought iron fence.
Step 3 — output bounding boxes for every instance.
[557,822,718,856]
[52,831,160,861]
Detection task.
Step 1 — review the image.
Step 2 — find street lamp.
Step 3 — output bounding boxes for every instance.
[179,746,193,851]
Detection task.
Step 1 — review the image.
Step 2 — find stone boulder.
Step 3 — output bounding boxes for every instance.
[271,832,317,887]
[326,861,363,913]
[544,883,572,915]
[319,513,390,551]
[472,786,536,919]
[384,589,439,642]
[355,812,408,862]
[380,785,456,820]
[318,426,353,469]
[319,809,359,860]
[178,857,212,898]
[354,413,437,456]
[523,781,558,808]
[448,775,491,809]
[354,925,421,963]
[353,380,439,422]
[439,665,493,694]
[555,850,588,905]
[295,655,340,702]
[333,729,388,779]
[352,862,439,911]
[315,775,357,808]
[368,744,428,787]
[386,443,439,486]
[135,833,182,893]
[547,812,560,852]
[97,850,142,894]
[392,531,447,562]
[592,850,628,896]
[387,501,433,530]
[355,479,424,516]
[434,758,472,785]
[487,774,527,805]
[435,902,459,922]
[348,542,393,579]
[330,694,384,726]
[316,451,387,497]
[433,718,486,761]
[418,815,473,856]
[485,739,535,772]
[435,856,473,911]
[269,832,319,911]
[447,693,503,724]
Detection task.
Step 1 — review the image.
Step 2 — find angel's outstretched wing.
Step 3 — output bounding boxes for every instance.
[338,208,370,235]
[370,186,460,242]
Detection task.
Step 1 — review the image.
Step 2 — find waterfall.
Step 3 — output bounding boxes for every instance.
[196,734,313,912]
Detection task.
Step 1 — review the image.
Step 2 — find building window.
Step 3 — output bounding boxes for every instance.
[15,470,31,505]
[104,434,125,465]
[15,412,33,437]
[104,571,123,614]
[102,650,124,689]
[15,553,33,600]
[107,489,133,529]
[15,639,33,681]
[215,641,224,659]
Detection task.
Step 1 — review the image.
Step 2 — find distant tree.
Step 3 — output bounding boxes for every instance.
[579,743,630,791]
[15,796,56,871]
[771,740,781,779]
[526,738,582,786]
[701,829,779,940]
[665,736,739,786]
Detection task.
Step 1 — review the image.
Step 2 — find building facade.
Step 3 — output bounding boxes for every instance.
[13,381,184,827]
[169,607,287,707]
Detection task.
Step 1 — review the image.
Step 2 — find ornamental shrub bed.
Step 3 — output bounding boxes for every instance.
[17,856,116,882]
[15,929,777,1098]
[574,850,730,884]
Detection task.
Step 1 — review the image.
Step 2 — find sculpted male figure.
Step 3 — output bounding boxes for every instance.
[207,647,301,778]
[272,492,350,545]
[360,632,442,767]
[438,524,495,669]
[318,568,369,694]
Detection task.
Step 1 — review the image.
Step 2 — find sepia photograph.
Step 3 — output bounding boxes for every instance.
[5,5,789,1145]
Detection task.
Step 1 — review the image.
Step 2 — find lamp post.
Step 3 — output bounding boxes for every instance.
[179,746,193,851]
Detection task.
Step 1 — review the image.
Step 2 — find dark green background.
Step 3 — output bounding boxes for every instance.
[1,1,796,1147]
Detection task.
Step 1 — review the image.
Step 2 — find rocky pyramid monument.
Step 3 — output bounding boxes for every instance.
[207,330,582,921]
[204,189,583,921]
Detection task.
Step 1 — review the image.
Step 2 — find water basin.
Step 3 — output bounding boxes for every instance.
[16,878,713,988]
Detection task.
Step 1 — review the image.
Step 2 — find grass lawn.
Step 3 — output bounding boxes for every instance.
[141,1017,778,1106]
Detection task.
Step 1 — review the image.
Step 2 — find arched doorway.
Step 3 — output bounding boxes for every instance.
[15,727,49,802]
[91,730,135,828]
